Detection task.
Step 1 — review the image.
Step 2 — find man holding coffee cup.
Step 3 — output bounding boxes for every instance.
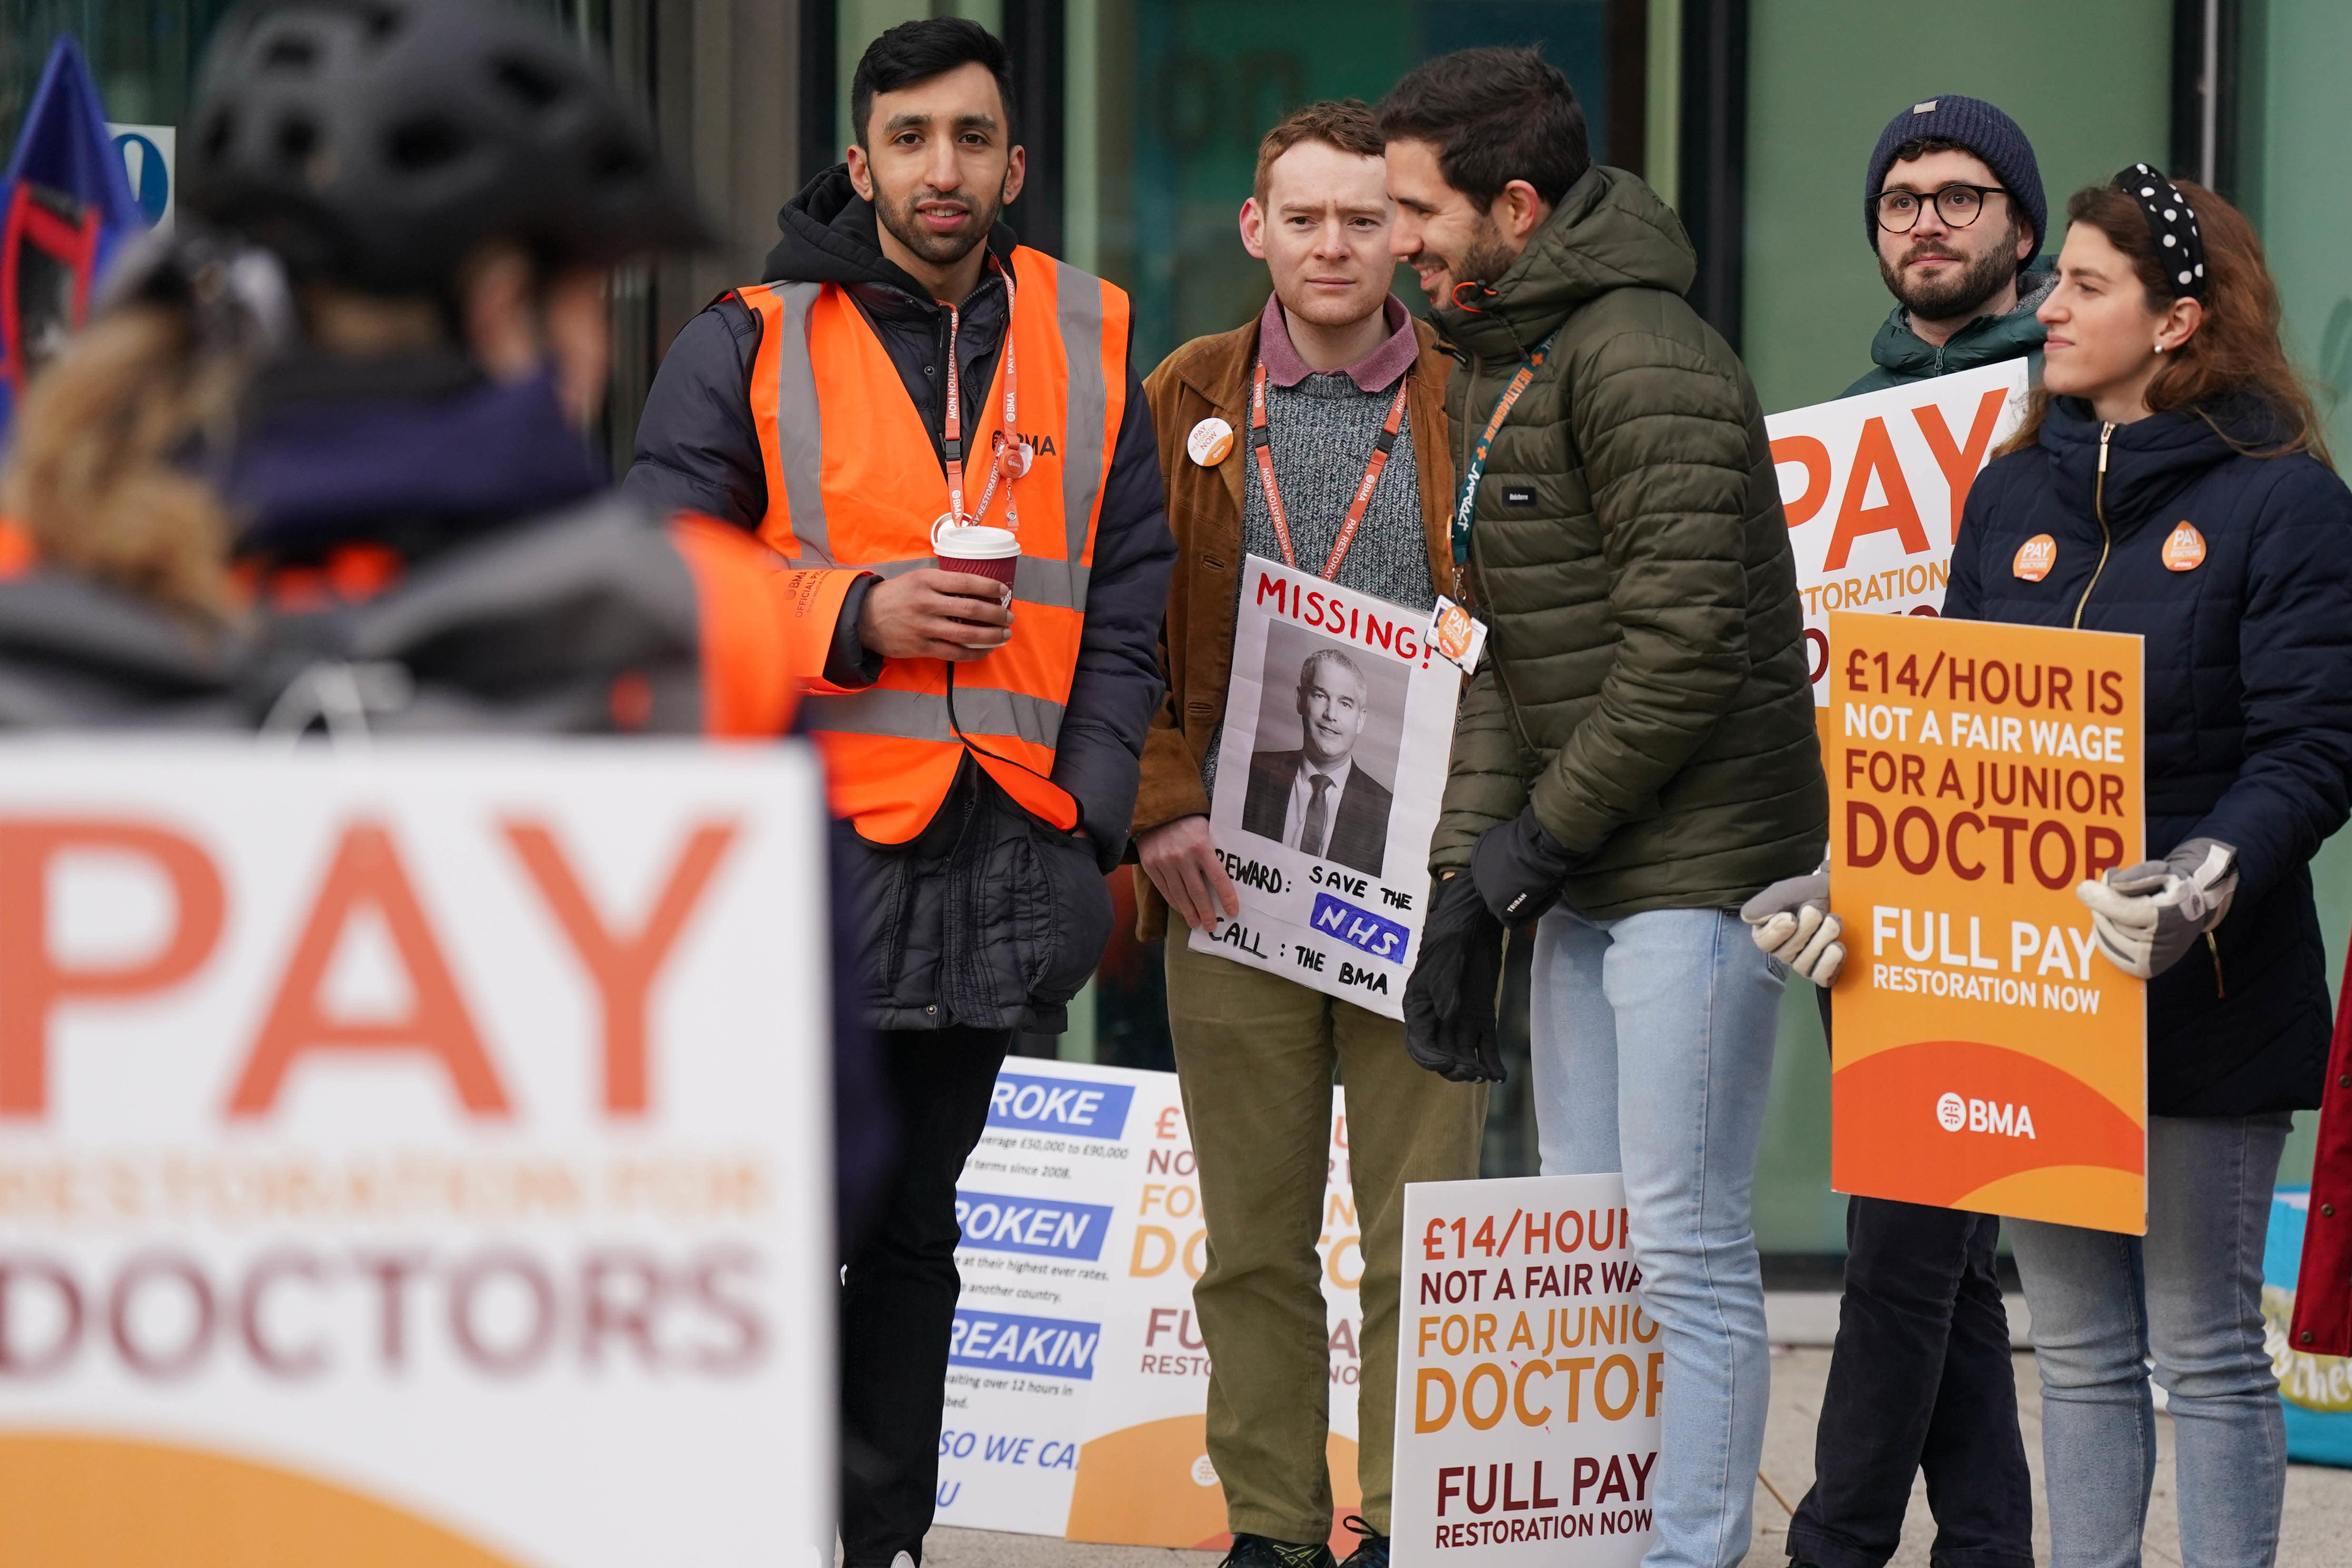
[624,18,1173,1568]
[1131,100,1485,1568]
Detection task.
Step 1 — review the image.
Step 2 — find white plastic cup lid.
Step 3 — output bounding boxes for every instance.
[932,521,1020,559]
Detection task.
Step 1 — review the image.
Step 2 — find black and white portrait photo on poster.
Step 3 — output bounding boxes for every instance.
[1240,620,1410,881]
[1195,554,1467,1019]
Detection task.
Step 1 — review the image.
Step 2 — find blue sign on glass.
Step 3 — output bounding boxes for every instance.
[948,1310,1100,1380]
[955,1189,1114,1261]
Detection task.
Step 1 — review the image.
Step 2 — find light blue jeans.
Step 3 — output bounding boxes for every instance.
[1529,905,1788,1568]
[2008,1113,2291,1568]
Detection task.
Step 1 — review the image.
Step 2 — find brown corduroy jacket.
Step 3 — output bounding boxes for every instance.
[1129,305,1458,941]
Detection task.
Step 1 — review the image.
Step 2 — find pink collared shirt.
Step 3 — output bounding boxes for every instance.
[1257,293,1418,393]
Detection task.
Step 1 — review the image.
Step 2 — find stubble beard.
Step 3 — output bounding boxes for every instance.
[876,184,1004,269]
[1882,219,2020,326]
[1456,214,1524,294]
[1417,214,1523,306]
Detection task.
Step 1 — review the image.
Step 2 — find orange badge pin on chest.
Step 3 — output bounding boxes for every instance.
[1436,603,1476,662]
[1186,416,1235,467]
[2013,534,2057,582]
[2162,519,2206,571]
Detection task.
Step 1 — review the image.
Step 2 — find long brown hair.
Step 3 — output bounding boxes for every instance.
[0,302,244,620]
[2003,178,2329,466]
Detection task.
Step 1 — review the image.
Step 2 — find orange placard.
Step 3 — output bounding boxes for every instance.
[1826,611,2147,1234]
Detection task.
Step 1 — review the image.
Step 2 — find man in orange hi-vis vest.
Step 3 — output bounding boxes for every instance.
[623,18,1174,1568]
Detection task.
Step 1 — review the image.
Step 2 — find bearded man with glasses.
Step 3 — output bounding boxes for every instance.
[1846,95,2052,395]
[1777,89,2046,1568]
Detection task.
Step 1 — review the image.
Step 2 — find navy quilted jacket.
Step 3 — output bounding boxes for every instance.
[1946,396,2352,1116]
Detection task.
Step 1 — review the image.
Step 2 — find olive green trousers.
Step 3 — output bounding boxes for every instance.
[1165,935,1487,1543]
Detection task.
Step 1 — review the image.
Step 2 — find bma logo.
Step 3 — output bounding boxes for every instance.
[986,1072,1132,1139]
[954,1189,1112,1261]
[1936,1090,2038,1139]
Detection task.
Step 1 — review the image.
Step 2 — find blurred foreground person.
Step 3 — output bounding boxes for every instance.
[0,0,892,1259]
[625,19,1172,1566]
[1943,170,2352,1566]
[3,0,800,737]
[1133,101,1482,1568]
[1386,48,1823,1568]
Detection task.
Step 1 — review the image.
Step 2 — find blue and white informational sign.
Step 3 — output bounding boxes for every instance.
[107,122,174,229]
[942,1059,1361,1542]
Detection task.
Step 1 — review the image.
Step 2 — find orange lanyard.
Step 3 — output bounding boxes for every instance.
[1247,359,1410,580]
[940,257,1024,530]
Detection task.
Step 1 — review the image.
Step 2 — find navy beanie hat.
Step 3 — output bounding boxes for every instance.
[1864,95,2046,261]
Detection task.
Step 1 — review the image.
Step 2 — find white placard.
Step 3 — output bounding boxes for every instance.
[936,1060,1137,1534]
[1766,357,2031,703]
[0,739,833,1568]
[1191,555,1465,1020]
[941,1060,1360,1548]
[1392,1175,1659,1565]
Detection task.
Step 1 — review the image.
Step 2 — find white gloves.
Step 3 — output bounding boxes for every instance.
[1741,856,1843,985]
[2075,838,2238,980]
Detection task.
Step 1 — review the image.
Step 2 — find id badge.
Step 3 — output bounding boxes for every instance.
[1427,597,1487,675]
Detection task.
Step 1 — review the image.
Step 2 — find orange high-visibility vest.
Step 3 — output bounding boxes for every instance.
[740,246,1130,843]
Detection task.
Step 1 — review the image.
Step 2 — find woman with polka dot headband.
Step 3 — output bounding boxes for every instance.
[1933,167,2352,1565]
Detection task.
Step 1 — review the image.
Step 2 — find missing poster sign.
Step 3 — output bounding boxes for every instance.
[1191,555,1464,1020]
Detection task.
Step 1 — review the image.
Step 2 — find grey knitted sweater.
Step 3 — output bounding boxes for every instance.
[1201,366,1432,796]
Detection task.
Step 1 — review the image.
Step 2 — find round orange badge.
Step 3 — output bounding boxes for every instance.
[2162,519,2206,572]
[2013,534,2057,582]
[1436,603,1476,662]
[1186,417,1235,467]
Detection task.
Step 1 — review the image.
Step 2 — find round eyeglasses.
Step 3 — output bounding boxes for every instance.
[1873,183,2010,234]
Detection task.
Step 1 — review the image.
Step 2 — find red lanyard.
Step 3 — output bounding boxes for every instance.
[1248,359,1409,580]
[941,258,1023,530]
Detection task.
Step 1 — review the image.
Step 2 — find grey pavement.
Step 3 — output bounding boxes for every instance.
[923,1341,2352,1568]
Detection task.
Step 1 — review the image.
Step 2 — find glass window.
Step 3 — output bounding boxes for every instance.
[1086,0,1632,369]
[0,2,237,151]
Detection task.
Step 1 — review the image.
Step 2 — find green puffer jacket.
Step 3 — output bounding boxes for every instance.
[1843,268,2053,397]
[1428,165,1826,917]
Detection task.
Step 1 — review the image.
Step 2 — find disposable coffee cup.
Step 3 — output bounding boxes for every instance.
[931,518,1021,588]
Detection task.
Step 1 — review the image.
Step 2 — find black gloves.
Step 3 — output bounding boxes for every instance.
[1408,810,1578,1083]
[1403,872,1508,1083]
[1471,806,1579,924]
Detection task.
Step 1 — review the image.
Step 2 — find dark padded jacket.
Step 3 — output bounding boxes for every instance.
[625,168,1175,1034]
[1946,397,2352,1115]
[1428,166,1827,915]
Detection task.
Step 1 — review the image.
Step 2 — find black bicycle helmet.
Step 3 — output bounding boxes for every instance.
[181,0,709,294]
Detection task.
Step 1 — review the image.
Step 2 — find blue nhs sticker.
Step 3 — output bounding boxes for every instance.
[949,1310,1099,1379]
[1310,892,1408,962]
[985,1071,1132,1139]
[956,1189,1113,1260]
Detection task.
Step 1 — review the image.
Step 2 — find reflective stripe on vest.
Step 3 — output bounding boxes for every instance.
[739,248,1130,842]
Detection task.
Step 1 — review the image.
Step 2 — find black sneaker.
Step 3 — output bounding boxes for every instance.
[1337,1517,1388,1568]
[1218,1534,1338,1568]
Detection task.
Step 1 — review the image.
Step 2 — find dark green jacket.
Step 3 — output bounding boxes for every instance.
[1842,268,2053,396]
[1428,166,1826,916]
